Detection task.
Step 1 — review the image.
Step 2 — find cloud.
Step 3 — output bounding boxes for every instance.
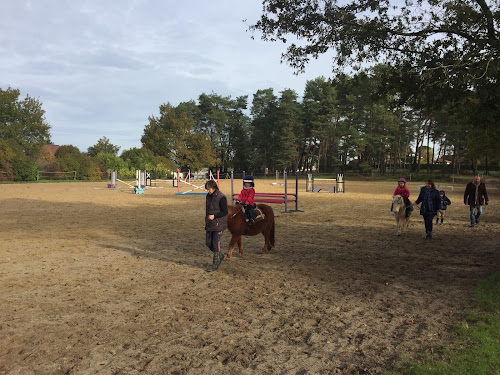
[1,0,335,152]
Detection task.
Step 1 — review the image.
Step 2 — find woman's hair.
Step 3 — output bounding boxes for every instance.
[426,179,435,188]
[205,180,218,190]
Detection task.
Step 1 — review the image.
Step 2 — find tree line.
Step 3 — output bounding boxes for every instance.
[1,63,498,183]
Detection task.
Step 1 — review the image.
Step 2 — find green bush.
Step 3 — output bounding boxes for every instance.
[11,156,38,181]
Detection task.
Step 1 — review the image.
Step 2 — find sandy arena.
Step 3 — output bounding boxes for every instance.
[1,178,499,374]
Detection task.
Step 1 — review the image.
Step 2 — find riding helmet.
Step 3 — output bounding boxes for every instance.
[398,178,406,183]
[243,175,255,187]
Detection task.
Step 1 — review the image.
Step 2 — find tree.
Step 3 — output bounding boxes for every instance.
[195,93,250,172]
[226,96,252,172]
[120,147,156,171]
[302,77,337,172]
[55,145,82,172]
[249,88,278,172]
[250,1,499,87]
[0,87,51,157]
[141,103,215,170]
[274,89,304,171]
[87,136,120,157]
[96,152,128,172]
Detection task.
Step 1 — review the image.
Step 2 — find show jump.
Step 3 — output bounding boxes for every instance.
[230,171,302,213]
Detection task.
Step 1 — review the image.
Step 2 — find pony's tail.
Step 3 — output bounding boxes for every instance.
[270,219,275,248]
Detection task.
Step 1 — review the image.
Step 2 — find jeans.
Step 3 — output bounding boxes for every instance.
[423,213,435,235]
[469,205,483,225]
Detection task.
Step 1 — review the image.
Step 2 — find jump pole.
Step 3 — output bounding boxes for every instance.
[284,171,288,212]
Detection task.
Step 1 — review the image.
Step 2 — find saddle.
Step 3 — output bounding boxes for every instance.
[240,204,265,223]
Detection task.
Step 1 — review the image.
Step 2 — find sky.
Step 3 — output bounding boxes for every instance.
[0,0,336,154]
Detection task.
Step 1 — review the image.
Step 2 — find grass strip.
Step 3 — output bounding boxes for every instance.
[386,271,499,375]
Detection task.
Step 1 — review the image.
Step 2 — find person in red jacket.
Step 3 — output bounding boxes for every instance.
[393,178,413,217]
[236,175,256,225]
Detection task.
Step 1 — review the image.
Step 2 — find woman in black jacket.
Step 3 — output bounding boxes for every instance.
[413,180,441,239]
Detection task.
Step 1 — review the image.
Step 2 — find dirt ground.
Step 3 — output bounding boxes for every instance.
[1,178,499,375]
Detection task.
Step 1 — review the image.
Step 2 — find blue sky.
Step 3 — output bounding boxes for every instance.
[1,0,335,153]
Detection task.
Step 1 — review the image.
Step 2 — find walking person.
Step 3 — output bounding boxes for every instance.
[205,180,228,272]
[464,175,489,227]
[436,190,451,225]
[413,180,441,239]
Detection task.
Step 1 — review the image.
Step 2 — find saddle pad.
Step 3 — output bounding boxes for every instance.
[255,207,265,221]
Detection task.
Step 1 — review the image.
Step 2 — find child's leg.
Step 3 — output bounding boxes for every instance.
[242,204,252,222]
[441,210,445,223]
[246,206,255,224]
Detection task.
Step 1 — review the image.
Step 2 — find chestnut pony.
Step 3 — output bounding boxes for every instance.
[226,203,275,259]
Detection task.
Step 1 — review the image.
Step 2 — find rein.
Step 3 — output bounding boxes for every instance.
[231,208,242,218]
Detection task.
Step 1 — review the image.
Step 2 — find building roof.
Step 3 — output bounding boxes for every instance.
[42,144,60,157]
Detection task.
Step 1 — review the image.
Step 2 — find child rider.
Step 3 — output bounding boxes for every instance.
[236,175,256,225]
[393,178,413,217]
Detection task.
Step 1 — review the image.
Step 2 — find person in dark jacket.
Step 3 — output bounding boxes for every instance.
[205,180,228,272]
[413,180,441,239]
[464,175,489,227]
[436,190,451,225]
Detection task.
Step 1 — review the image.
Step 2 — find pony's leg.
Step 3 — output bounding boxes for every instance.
[237,238,244,257]
[262,228,270,253]
[227,235,239,259]
[403,218,409,234]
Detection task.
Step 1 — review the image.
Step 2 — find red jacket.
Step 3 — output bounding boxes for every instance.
[237,188,255,205]
[393,186,410,199]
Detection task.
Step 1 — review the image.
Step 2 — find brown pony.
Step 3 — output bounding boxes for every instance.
[226,204,275,259]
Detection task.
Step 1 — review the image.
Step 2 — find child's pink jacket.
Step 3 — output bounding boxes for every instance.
[393,186,410,198]
[237,188,255,205]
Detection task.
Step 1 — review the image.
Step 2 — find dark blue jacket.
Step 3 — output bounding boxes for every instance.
[415,187,441,216]
[439,191,451,210]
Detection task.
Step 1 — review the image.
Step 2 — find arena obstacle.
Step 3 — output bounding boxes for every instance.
[175,168,219,195]
[230,171,302,213]
[306,173,345,193]
[271,170,284,186]
[107,170,150,194]
[108,170,117,188]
